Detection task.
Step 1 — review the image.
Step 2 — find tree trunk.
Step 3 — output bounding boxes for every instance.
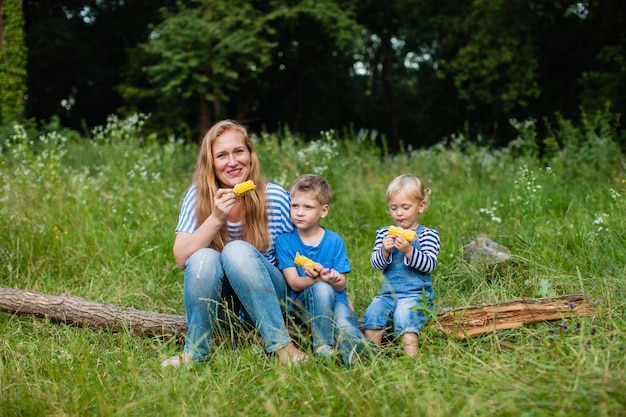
[198,93,211,140]
[0,287,594,341]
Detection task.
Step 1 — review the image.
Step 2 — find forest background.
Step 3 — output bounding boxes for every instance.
[1,0,626,151]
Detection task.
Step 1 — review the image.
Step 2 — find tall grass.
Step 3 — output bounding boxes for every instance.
[1,112,625,416]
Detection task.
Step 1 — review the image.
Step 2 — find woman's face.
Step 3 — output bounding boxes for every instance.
[212,129,251,188]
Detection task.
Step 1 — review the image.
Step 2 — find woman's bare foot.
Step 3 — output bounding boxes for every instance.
[160,352,192,369]
[275,342,308,365]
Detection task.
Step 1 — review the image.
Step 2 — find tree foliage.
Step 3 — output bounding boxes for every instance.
[0,0,27,124]
[17,0,626,150]
[122,0,360,138]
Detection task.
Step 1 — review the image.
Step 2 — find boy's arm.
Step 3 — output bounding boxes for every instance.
[282,266,319,292]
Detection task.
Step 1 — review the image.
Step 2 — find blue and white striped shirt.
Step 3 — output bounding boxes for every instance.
[370,225,440,272]
[175,181,294,265]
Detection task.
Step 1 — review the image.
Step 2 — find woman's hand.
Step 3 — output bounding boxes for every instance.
[213,188,237,222]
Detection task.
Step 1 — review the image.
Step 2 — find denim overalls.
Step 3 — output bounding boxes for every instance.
[363,224,435,337]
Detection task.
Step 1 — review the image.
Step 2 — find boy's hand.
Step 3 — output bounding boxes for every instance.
[319,268,341,283]
[303,263,323,279]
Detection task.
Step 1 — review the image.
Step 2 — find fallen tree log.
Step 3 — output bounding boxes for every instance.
[433,294,595,339]
[0,287,186,339]
[0,287,595,341]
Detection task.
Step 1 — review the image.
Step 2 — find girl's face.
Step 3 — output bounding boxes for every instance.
[388,190,427,230]
[212,130,251,188]
[289,190,328,232]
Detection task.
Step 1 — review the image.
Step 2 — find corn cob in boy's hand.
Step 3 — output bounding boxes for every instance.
[294,252,318,271]
[387,225,417,242]
[233,180,256,196]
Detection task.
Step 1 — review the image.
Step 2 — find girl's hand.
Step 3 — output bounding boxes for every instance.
[394,235,413,257]
[381,233,395,259]
[382,233,396,251]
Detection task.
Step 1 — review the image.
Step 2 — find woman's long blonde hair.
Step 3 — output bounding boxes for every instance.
[193,120,270,252]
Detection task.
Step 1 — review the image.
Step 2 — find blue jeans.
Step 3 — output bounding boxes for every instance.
[291,281,336,349]
[334,301,367,364]
[183,241,291,361]
[363,289,434,338]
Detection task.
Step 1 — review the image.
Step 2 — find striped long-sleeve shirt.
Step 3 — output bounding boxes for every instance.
[370,225,440,273]
[175,181,293,265]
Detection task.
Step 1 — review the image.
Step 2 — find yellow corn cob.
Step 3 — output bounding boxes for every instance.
[387,225,417,242]
[233,180,256,196]
[294,252,317,270]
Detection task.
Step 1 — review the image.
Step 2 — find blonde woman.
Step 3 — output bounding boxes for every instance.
[161,120,307,368]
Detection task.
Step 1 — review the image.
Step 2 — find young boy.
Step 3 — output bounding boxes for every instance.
[275,174,375,365]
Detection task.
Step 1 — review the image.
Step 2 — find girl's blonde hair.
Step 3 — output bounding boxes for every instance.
[192,120,270,253]
[386,174,431,208]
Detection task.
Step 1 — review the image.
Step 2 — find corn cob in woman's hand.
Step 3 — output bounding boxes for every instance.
[294,252,318,271]
[387,225,417,242]
[233,180,256,196]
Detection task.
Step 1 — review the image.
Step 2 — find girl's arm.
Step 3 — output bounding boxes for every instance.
[370,228,392,270]
[405,228,440,273]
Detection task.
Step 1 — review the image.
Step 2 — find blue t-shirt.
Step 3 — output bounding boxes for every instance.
[175,181,293,265]
[275,227,351,305]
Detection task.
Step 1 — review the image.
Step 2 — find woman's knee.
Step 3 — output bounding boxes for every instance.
[222,240,255,263]
[185,248,224,290]
[221,240,275,290]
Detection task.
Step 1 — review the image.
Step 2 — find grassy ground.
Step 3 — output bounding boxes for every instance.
[1,114,625,416]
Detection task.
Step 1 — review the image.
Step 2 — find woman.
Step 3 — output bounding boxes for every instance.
[161,119,307,368]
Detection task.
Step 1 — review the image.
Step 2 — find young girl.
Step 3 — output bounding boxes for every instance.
[363,174,440,356]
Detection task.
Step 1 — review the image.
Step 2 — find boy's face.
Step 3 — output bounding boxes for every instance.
[290,190,329,232]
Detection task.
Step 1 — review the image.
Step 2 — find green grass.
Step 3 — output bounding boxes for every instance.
[1,114,625,416]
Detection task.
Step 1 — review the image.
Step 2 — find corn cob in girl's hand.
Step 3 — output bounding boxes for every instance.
[387,225,417,242]
[294,252,318,271]
[233,180,256,196]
